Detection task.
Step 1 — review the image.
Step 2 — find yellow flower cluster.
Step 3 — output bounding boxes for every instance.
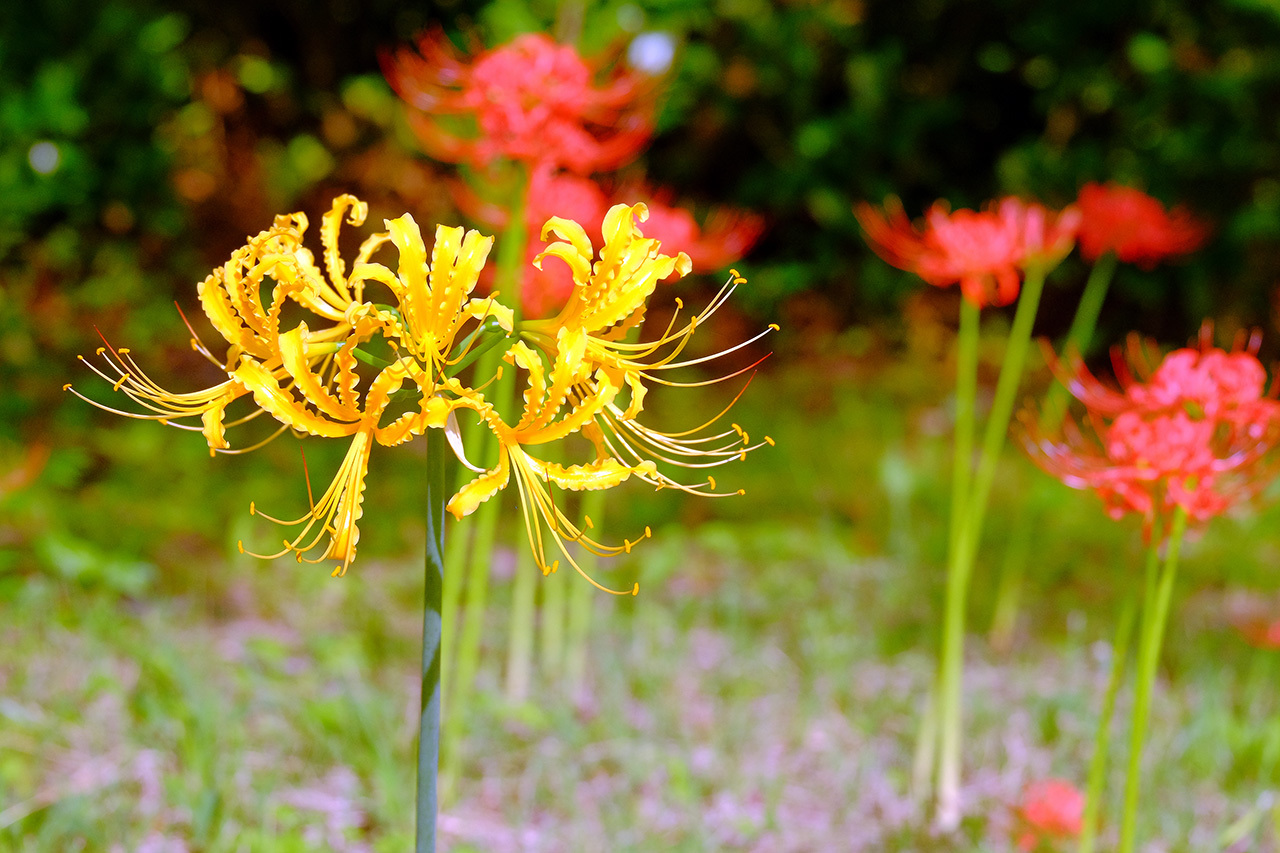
[69,196,773,588]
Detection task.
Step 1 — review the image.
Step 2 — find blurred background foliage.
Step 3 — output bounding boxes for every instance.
[2,0,1279,602]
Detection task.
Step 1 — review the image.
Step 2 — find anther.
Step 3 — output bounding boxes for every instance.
[729,268,741,278]
[584,515,594,529]
[249,501,257,515]
[118,348,130,355]
[675,297,684,309]
[237,541,245,553]
[624,539,633,554]
[736,489,745,495]
[769,324,780,331]
[630,583,639,596]
[707,475,717,490]
[62,383,72,391]
[644,526,652,538]
[764,436,775,446]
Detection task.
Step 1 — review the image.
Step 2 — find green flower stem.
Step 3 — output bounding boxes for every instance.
[565,489,606,696]
[438,165,529,799]
[539,542,567,680]
[936,265,1049,830]
[987,494,1033,653]
[988,252,1120,657]
[914,299,979,801]
[1119,507,1189,853]
[415,429,448,853]
[505,544,538,702]
[1078,591,1140,853]
[949,299,981,569]
[1042,251,1118,430]
[911,684,939,802]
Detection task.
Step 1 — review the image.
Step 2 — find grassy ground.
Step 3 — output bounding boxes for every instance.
[7,338,1280,851]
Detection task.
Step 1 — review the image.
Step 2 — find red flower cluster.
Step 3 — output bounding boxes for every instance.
[382,30,654,172]
[1023,329,1280,539]
[1016,779,1084,851]
[1075,182,1209,268]
[458,167,764,317]
[855,197,1081,308]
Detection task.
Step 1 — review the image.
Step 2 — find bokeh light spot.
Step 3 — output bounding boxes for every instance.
[628,32,676,75]
[28,141,60,175]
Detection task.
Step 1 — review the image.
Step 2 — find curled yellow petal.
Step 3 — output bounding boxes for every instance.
[233,357,357,438]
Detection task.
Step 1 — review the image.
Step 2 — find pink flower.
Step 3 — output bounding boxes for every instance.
[855,197,1080,308]
[1075,182,1209,268]
[1024,330,1280,540]
[382,29,655,172]
[1016,779,1084,851]
[456,167,763,318]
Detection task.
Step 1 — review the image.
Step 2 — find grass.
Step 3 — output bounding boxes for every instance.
[7,327,1280,850]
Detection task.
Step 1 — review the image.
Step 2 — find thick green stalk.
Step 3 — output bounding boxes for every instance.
[415,430,448,853]
[936,266,1048,830]
[1119,507,1188,853]
[915,300,980,801]
[1078,592,1140,853]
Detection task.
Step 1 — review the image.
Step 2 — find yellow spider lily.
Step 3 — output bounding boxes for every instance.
[448,326,658,593]
[447,205,775,592]
[70,195,772,587]
[524,203,777,495]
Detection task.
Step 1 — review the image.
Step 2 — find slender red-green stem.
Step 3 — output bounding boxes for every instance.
[565,489,606,696]
[415,429,447,853]
[936,264,1048,830]
[1078,591,1140,853]
[914,298,980,801]
[1118,506,1188,853]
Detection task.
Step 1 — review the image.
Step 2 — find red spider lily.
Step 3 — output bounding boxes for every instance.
[456,167,763,318]
[1016,779,1084,851]
[382,29,655,173]
[1048,327,1274,429]
[855,197,1080,308]
[1023,330,1280,540]
[1075,182,1209,268]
